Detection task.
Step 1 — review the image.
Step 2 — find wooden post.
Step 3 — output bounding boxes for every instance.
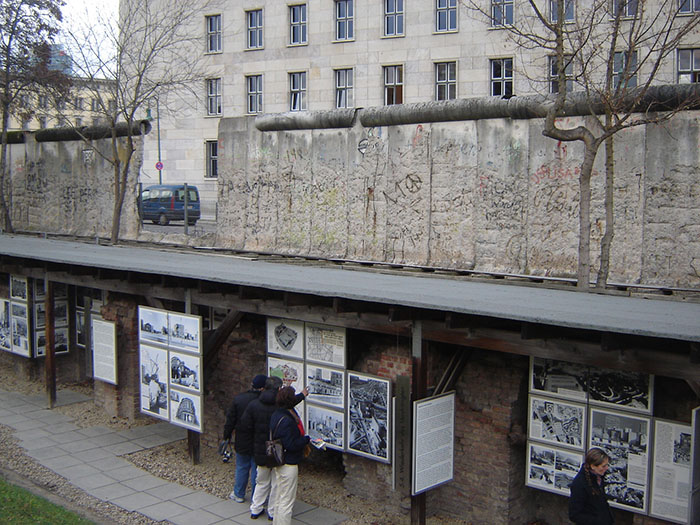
[45,279,56,408]
[184,291,201,465]
[411,321,427,525]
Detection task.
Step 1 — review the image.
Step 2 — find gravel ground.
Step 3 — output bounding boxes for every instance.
[0,372,467,524]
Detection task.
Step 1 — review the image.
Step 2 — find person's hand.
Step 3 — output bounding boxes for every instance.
[302,386,309,397]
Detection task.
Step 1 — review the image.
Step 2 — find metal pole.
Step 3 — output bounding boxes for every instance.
[183,183,189,235]
[45,278,56,408]
[157,97,162,184]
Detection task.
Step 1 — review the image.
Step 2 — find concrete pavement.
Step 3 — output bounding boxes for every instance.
[0,388,347,525]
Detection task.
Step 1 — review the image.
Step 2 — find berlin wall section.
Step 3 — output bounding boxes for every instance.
[7,134,143,239]
[216,112,700,288]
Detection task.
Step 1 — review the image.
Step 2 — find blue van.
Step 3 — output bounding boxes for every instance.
[139,185,200,226]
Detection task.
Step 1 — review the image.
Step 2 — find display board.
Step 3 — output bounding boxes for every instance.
[528,395,586,450]
[306,403,345,451]
[267,318,304,359]
[138,306,203,432]
[347,372,391,463]
[305,323,346,367]
[91,318,117,385]
[526,442,583,496]
[412,392,455,495]
[650,419,692,524]
[305,363,345,409]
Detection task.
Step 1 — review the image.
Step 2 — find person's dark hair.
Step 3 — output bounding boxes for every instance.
[584,447,610,468]
[265,376,283,391]
[276,386,297,408]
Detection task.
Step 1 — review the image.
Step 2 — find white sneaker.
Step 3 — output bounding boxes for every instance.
[229,492,245,503]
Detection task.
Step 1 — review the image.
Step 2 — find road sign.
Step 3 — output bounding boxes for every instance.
[155,161,163,171]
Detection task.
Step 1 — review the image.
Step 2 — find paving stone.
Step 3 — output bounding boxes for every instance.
[73,472,118,491]
[90,432,129,447]
[115,425,162,440]
[140,500,192,521]
[51,430,86,444]
[105,465,148,482]
[49,422,80,433]
[121,474,169,491]
[86,482,136,502]
[9,418,51,431]
[58,463,101,480]
[133,433,179,449]
[26,445,68,460]
[58,438,100,454]
[294,507,347,525]
[78,425,114,438]
[145,482,195,500]
[110,491,161,511]
[90,456,130,472]
[169,508,222,525]
[77,447,115,462]
[292,500,315,515]
[203,499,250,519]
[104,441,144,456]
[19,436,60,450]
[14,427,52,442]
[1,414,30,426]
[175,490,224,510]
[22,409,70,424]
[41,454,84,471]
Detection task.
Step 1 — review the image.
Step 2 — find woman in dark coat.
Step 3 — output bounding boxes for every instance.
[569,447,615,525]
[269,386,310,525]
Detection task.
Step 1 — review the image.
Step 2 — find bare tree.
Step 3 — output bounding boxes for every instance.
[62,0,213,243]
[466,0,700,289]
[0,0,69,233]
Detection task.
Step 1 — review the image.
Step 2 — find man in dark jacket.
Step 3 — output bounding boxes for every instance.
[223,374,267,502]
[241,377,307,520]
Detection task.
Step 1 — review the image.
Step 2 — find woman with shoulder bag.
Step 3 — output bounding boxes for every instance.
[269,386,310,525]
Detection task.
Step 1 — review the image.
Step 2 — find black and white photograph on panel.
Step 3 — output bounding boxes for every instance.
[587,367,653,414]
[170,389,202,432]
[530,357,588,402]
[76,310,85,348]
[526,442,583,496]
[54,300,68,328]
[169,350,201,394]
[11,316,29,357]
[34,302,45,330]
[55,327,69,354]
[11,302,26,321]
[347,372,390,462]
[53,282,67,300]
[168,312,201,353]
[33,278,45,301]
[306,403,344,451]
[305,323,346,368]
[10,275,27,301]
[139,344,169,420]
[267,318,304,360]
[528,395,586,450]
[589,408,650,512]
[306,364,345,409]
[35,330,45,357]
[0,300,10,351]
[138,306,169,346]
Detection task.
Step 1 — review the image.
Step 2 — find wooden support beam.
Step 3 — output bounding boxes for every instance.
[521,322,548,340]
[283,292,315,308]
[203,309,245,375]
[601,333,623,352]
[686,380,700,399]
[434,349,470,395]
[690,343,699,364]
[444,312,475,330]
[389,307,413,322]
[45,280,56,408]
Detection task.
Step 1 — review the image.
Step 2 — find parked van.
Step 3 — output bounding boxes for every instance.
[139,185,200,226]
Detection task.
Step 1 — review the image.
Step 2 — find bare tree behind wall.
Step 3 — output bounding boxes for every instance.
[465,0,700,290]
[61,0,216,243]
[0,0,70,234]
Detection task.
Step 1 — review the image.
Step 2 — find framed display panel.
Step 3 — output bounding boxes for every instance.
[268,356,305,393]
[139,344,169,420]
[168,312,202,353]
[34,302,45,329]
[306,403,345,451]
[650,419,692,524]
[33,278,45,301]
[267,318,304,359]
[0,300,10,351]
[138,306,169,346]
[305,364,345,409]
[11,315,30,356]
[347,371,391,463]
[10,275,27,301]
[526,442,583,496]
[54,300,69,328]
[589,407,650,513]
[169,350,202,394]
[35,328,69,357]
[530,357,588,402]
[691,407,700,525]
[528,395,586,450]
[169,389,202,432]
[587,367,653,414]
[91,319,117,384]
[11,302,27,321]
[412,392,455,495]
[305,323,346,368]
[35,330,45,357]
[76,309,85,348]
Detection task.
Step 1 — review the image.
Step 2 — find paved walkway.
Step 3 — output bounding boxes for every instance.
[0,389,347,525]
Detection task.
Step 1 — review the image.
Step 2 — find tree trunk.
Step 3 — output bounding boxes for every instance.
[596,135,615,289]
[0,105,15,233]
[577,145,599,291]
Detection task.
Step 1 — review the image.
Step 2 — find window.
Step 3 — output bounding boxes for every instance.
[74,97,83,110]
[613,51,637,89]
[55,97,66,110]
[384,65,403,105]
[289,72,307,111]
[490,58,513,97]
[679,0,700,13]
[91,98,99,112]
[385,0,404,36]
[290,4,307,45]
[436,0,457,32]
[38,117,47,129]
[336,0,354,40]
[247,9,263,49]
[38,95,48,109]
[108,99,117,112]
[612,0,637,17]
[550,0,574,22]
[435,62,457,100]
[206,15,222,53]
[247,74,263,114]
[335,68,354,108]
[207,78,222,115]
[492,0,513,25]
[19,94,29,108]
[549,55,574,93]
[677,49,700,83]
[75,117,83,127]
[206,141,218,178]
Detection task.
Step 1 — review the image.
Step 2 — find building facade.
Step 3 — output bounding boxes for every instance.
[142,0,700,219]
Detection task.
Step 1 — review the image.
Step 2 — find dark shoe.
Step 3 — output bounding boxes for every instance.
[267,515,273,521]
[251,510,264,519]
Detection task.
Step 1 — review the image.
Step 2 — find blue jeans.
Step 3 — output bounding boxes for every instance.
[234,452,257,499]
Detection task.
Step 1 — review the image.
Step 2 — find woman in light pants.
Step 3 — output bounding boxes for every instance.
[269,386,310,525]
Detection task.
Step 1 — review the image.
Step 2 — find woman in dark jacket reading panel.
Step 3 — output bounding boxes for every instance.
[269,386,310,525]
[569,447,615,525]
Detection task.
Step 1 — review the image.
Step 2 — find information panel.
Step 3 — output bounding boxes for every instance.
[91,318,117,385]
[650,419,692,524]
[412,392,455,495]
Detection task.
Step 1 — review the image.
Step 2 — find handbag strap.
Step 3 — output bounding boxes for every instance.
[270,416,284,440]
